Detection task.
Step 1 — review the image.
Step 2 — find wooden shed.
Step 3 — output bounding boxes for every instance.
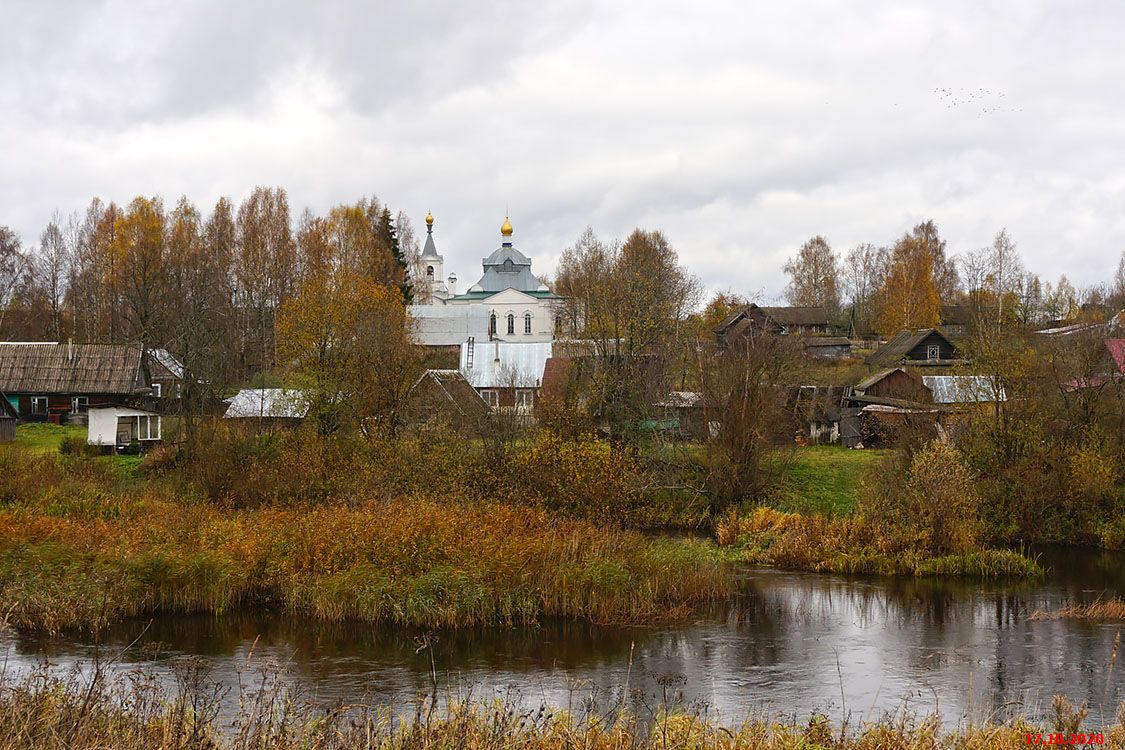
[403,369,489,433]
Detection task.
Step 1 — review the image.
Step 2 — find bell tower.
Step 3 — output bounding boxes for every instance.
[420,211,447,300]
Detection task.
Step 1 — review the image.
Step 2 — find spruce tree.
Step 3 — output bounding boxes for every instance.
[374,206,412,303]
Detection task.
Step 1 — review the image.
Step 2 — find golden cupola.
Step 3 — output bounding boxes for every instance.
[500,214,513,237]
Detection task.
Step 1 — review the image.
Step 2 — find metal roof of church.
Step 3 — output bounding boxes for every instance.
[459,340,553,389]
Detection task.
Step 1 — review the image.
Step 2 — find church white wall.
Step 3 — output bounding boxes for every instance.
[445,289,560,343]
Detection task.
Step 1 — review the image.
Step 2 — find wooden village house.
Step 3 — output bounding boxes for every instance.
[714,304,833,345]
[0,342,158,424]
[865,328,962,368]
[837,368,1005,447]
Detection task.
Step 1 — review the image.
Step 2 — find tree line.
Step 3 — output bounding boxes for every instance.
[780,220,1125,335]
[0,187,419,386]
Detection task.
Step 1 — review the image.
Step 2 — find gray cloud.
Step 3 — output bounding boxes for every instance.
[3,0,1124,301]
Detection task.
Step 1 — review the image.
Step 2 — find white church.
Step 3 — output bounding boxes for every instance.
[414,212,561,342]
[410,213,561,408]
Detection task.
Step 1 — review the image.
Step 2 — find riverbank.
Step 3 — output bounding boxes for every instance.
[0,493,731,633]
[1,664,1121,750]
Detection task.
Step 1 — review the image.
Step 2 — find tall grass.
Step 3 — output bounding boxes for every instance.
[0,433,737,633]
[717,507,1043,578]
[0,492,731,633]
[1030,599,1125,621]
[0,663,1122,750]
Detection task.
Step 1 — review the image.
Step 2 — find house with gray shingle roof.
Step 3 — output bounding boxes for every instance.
[0,342,155,423]
[865,328,962,368]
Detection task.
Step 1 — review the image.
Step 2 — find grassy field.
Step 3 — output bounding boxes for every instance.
[14,421,86,453]
[14,422,144,475]
[767,446,888,516]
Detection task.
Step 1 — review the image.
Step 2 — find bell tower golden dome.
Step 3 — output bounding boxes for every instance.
[500,214,513,237]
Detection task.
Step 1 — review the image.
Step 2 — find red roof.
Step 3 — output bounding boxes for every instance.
[1107,339,1125,374]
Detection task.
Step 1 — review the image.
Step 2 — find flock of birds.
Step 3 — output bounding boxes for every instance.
[931,86,1024,116]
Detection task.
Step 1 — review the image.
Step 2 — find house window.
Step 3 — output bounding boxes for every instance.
[506,313,515,335]
[926,345,940,360]
[489,313,497,337]
[137,415,161,441]
[31,396,48,415]
[152,383,162,398]
[516,389,535,408]
[71,396,88,413]
[524,313,533,334]
[481,390,499,408]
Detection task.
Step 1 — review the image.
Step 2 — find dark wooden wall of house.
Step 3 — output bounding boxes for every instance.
[905,331,957,361]
[15,393,121,421]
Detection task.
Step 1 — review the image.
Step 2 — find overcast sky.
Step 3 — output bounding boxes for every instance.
[3,0,1124,301]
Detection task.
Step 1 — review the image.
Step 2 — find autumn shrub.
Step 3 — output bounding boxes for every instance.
[860,439,981,556]
[57,434,86,456]
[489,432,645,523]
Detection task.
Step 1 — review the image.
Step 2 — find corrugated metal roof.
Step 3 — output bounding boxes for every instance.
[656,391,703,408]
[149,348,185,379]
[410,305,490,346]
[0,342,146,394]
[224,389,309,419]
[459,340,552,389]
[921,375,1005,404]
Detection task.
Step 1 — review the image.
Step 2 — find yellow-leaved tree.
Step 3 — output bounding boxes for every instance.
[277,271,420,436]
[872,227,943,336]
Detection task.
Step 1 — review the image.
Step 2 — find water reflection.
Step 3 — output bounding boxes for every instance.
[3,546,1123,729]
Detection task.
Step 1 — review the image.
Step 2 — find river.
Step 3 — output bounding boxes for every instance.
[3,546,1123,730]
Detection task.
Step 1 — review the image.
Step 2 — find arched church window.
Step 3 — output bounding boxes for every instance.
[426,265,434,278]
[489,313,497,337]
[506,313,515,335]
[524,313,533,334]
[503,259,514,272]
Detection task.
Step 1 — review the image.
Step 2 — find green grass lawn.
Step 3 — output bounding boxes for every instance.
[14,422,87,454]
[13,422,144,476]
[767,445,888,516]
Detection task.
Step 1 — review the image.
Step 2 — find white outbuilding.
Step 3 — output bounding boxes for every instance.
[87,406,162,449]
